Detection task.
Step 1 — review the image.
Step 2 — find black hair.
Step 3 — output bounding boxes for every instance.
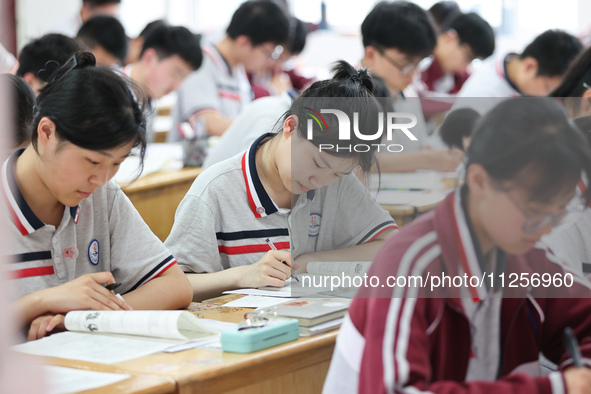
[1,74,35,148]
[226,0,290,47]
[439,107,480,151]
[141,25,203,71]
[32,52,147,165]
[466,97,591,204]
[139,20,168,38]
[520,30,583,77]
[276,60,382,175]
[428,1,461,29]
[17,34,80,82]
[549,46,591,98]
[77,15,128,64]
[286,18,308,56]
[361,1,437,59]
[445,13,494,60]
[82,0,120,6]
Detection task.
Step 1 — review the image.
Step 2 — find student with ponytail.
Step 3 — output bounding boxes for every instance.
[8,53,192,340]
[324,97,591,393]
[165,61,397,301]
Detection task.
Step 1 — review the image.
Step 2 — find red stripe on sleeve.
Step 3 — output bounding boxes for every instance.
[219,242,291,255]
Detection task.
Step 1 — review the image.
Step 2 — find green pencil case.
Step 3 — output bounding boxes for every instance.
[221,318,299,353]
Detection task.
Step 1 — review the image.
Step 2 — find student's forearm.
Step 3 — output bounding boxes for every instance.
[185,268,246,302]
[193,112,233,137]
[294,229,397,273]
[123,265,193,310]
[13,292,49,327]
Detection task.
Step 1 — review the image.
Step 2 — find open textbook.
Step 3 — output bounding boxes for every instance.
[225,261,372,298]
[64,310,219,340]
[14,311,236,364]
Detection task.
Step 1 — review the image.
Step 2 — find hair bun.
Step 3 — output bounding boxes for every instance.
[74,51,97,69]
[330,60,374,93]
[355,67,374,93]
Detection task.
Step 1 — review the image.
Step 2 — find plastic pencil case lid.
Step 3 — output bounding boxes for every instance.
[221,318,299,353]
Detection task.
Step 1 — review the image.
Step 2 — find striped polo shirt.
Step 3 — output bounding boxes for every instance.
[3,149,178,298]
[170,42,253,141]
[165,133,397,274]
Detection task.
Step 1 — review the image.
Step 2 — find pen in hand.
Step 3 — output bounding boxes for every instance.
[101,282,128,305]
[265,238,300,283]
[564,326,584,368]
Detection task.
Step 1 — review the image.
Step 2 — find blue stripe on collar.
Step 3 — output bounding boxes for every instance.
[245,133,279,216]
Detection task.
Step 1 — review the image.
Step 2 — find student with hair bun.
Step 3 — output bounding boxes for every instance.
[166,60,398,301]
[324,97,591,393]
[8,53,192,340]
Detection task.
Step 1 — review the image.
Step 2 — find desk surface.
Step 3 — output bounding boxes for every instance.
[36,294,337,394]
[380,176,457,227]
[120,167,202,194]
[67,372,175,394]
[120,167,202,241]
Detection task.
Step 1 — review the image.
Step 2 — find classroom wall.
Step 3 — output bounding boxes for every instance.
[16,0,78,48]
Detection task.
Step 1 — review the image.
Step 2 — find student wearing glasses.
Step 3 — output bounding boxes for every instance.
[324,97,591,394]
[170,0,290,141]
[360,1,464,173]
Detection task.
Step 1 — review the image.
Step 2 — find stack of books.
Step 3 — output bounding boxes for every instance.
[274,298,351,336]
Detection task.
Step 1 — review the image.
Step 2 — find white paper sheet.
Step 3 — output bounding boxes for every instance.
[370,171,444,191]
[13,331,181,364]
[44,366,131,394]
[223,295,298,309]
[300,317,344,337]
[114,143,183,183]
[375,190,448,206]
[223,288,297,298]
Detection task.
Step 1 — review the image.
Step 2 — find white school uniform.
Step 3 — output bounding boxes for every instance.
[426,55,522,148]
[202,91,294,169]
[165,133,397,274]
[169,42,252,142]
[3,149,178,298]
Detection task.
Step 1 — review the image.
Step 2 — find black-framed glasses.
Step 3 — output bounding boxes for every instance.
[497,184,586,233]
[375,46,433,76]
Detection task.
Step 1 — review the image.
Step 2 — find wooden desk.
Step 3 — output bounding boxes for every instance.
[381,176,457,227]
[81,375,175,394]
[382,198,447,227]
[35,295,337,394]
[120,167,201,241]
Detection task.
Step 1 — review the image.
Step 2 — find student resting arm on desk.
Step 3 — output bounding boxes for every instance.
[7,53,192,340]
[165,61,398,301]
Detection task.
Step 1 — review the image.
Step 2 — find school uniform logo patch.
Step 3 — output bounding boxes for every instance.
[309,213,321,236]
[88,239,99,265]
[64,246,79,260]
